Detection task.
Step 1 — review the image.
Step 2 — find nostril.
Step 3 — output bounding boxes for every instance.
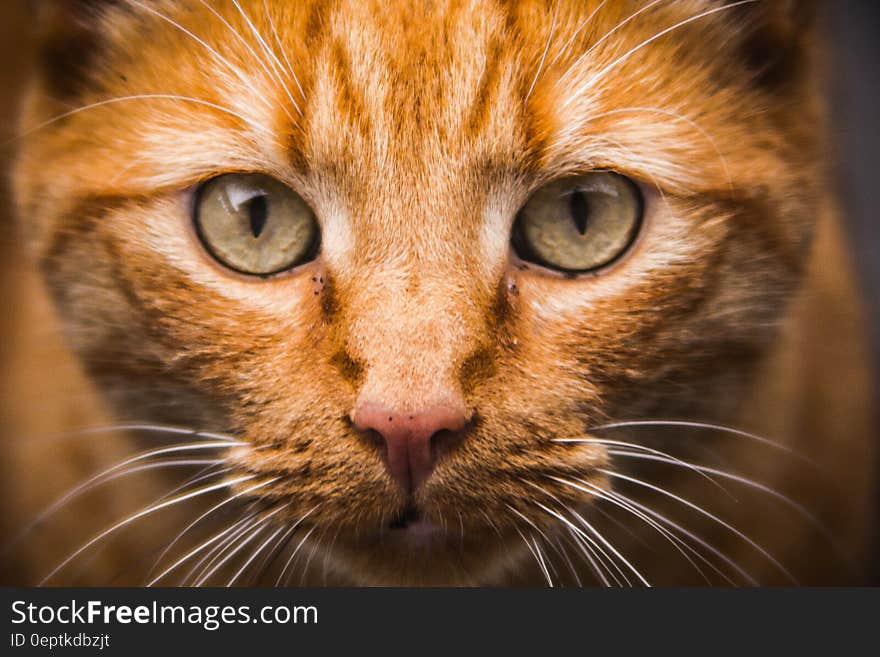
[361,427,386,452]
[430,428,465,461]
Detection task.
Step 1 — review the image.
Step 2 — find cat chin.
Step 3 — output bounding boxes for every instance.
[320,526,532,586]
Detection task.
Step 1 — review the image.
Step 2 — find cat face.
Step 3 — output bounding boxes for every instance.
[16,0,819,584]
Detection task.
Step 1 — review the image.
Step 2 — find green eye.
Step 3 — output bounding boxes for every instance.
[511,172,643,273]
[194,173,319,276]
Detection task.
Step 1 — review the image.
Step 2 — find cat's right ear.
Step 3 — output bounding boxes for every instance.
[29,0,120,99]
[725,0,818,91]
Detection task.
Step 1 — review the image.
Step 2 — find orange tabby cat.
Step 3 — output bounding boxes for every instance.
[1,0,875,585]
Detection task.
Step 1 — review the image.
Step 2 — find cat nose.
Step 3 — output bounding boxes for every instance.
[351,399,470,493]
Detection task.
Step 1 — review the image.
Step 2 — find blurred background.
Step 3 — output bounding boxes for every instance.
[826,1,880,583]
[0,1,877,583]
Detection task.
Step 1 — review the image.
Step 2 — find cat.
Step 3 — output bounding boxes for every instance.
[2,0,875,586]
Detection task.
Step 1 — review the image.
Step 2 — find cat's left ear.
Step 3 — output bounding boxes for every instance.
[726,0,817,90]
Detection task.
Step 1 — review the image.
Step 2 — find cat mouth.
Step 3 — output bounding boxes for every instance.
[385,505,445,546]
[388,505,426,530]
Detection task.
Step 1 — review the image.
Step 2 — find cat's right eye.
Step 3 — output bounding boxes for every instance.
[194,173,320,276]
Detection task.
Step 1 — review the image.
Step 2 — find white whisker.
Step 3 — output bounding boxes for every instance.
[17,94,274,143]
[125,0,279,118]
[560,0,669,84]
[26,424,241,445]
[567,0,759,104]
[277,525,317,586]
[181,513,259,585]
[535,500,647,586]
[591,419,814,465]
[525,0,561,100]
[150,510,255,586]
[262,0,305,98]
[550,536,582,587]
[553,436,729,494]
[148,477,280,583]
[228,0,302,116]
[600,468,796,583]
[607,449,837,547]
[196,0,299,123]
[227,513,291,586]
[17,442,240,547]
[514,526,553,587]
[192,514,276,586]
[564,527,611,586]
[547,0,609,70]
[601,484,759,585]
[40,475,256,585]
[550,475,736,585]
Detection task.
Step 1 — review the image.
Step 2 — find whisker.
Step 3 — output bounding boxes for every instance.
[262,0,305,98]
[599,486,736,585]
[40,475,256,585]
[590,419,815,465]
[25,424,241,445]
[532,535,558,586]
[525,0,561,100]
[320,524,344,586]
[148,477,279,583]
[196,0,299,123]
[601,484,759,585]
[549,535,582,587]
[227,512,291,587]
[518,484,630,587]
[192,515,274,586]
[560,0,670,83]
[550,475,734,585]
[77,463,232,586]
[263,505,320,586]
[547,0,609,70]
[479,509,504,539]
[513,526,553,587]
[526,478,661,582]
[125,0,280,120]
[150,510,257,586]
[606,450,828,534]
[568,0,759,102]
[600,468,796,583]
[505,504,553,546]
[17,441,240,541]
[553,436,730,494]
[298,527,325,586]
[534,500,646,586]
[563,527,611,586]
[15,94,274,144]
[228,0,302,117]
[180,512,260,586]
[277,525,317,586]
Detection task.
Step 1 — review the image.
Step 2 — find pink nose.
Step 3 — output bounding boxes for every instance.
[352,400,469,493]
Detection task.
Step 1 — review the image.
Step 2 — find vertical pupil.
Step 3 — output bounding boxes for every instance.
[246,195,268,238]
[569,191,589,235]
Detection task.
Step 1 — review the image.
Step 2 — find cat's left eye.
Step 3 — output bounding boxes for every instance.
[194,173,319,276]
[511,172,643,274]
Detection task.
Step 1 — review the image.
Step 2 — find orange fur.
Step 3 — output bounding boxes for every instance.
[3,0,874,585]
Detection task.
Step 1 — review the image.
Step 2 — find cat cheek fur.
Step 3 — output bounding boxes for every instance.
[10,1,872,586]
